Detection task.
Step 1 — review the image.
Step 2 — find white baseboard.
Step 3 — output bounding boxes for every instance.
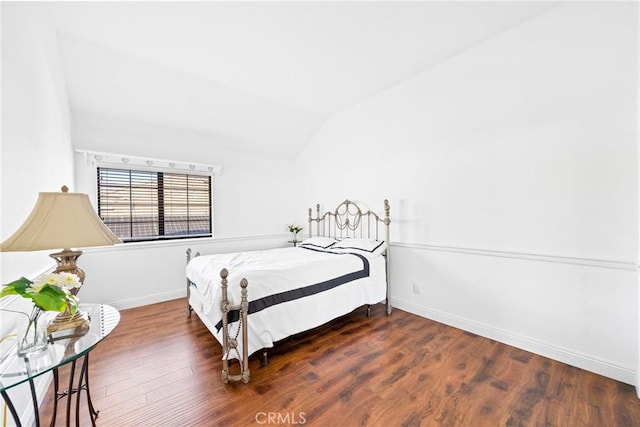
[391,296,636,386]
[106,289,186,311]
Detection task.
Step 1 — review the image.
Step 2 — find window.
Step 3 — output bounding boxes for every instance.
[97,167,212,242]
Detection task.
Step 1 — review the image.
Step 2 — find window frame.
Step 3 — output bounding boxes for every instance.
[96,166,213,243]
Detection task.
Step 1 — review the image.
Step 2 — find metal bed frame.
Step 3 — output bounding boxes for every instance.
[308,199,391,315]
[186,199,390,384]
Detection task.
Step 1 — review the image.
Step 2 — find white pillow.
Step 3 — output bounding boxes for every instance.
[299,236,338,249]
[331,239,387,256]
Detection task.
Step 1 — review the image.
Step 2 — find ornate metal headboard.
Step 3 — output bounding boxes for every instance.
[308,199,390,242]
[309,199,391,315]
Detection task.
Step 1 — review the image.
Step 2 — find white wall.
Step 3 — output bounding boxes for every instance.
[72,111,297,308]
[294,3,639,385]
[0,3,74,426]
[0,2,74,282]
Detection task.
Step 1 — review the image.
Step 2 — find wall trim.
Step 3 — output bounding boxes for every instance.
[390,241,638,271]
[391,296,636,386]
[83,233,289,254]
[76,149,222,176]
[107,289,186,311]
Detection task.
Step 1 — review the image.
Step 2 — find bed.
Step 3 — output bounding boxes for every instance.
[185,199,391,383]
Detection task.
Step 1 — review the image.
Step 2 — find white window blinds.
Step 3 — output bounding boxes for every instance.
[97,167,212,242]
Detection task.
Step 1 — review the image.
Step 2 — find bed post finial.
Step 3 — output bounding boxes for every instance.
[308,207,313,238]
[220,268,230,383]
[220,269,250,384]
[384,199,390,225]
[240,277,250,383]
[316,204,321,236]
[383,199,391,315]
[186,248,193,317]
[220,268,229,311]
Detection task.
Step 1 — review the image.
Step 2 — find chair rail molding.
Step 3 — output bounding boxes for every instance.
[390,241,637,271]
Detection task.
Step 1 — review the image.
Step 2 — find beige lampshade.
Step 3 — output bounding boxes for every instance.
[0,187,122,252]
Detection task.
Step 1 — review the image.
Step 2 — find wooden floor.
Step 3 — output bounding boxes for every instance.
[40,298,640,426]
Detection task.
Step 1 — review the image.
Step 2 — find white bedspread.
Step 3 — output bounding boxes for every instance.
[186,246,386,358]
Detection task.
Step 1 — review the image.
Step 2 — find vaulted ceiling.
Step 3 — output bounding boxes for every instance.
[48,1,558,159]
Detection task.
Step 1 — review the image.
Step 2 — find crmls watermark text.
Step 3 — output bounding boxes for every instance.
[255,412,307,425]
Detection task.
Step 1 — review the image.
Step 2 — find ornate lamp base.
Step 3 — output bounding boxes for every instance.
[47,310,90,336]
[46,247,92,338]
[47,247,88,334]
[50,249,86,282]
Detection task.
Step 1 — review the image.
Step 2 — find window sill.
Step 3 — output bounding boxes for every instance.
[82,233,288,253]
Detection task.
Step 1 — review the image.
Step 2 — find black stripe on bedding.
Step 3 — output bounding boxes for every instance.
[215,251,369,332]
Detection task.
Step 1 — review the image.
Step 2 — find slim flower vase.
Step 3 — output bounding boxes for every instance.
[17,306,48,356]
[287,225,302,247]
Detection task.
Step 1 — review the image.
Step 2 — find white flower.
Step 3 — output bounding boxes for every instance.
[32,272,82,291]
[32,274,56,291]
[55,272,82,290]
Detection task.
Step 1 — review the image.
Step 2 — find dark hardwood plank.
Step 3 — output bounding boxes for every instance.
[39,299,640,426]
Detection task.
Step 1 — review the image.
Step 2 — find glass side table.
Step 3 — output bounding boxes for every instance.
[0,304,120,427]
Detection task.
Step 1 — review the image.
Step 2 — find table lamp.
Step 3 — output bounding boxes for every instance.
[0,186,122,333]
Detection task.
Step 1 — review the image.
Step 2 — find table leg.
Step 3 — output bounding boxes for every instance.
[50,368,60,427]
[0,374,42,427]
[80,354,99,424]
[50,354,99,427]
[75,359,82,427]
[0,390,22,427]
[65,360,76,427]
[27,377,41,427]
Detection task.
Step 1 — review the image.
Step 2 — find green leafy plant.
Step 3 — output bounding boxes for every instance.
[2,273,80,353]
[287,225,303,235]
[1,273,80,313]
